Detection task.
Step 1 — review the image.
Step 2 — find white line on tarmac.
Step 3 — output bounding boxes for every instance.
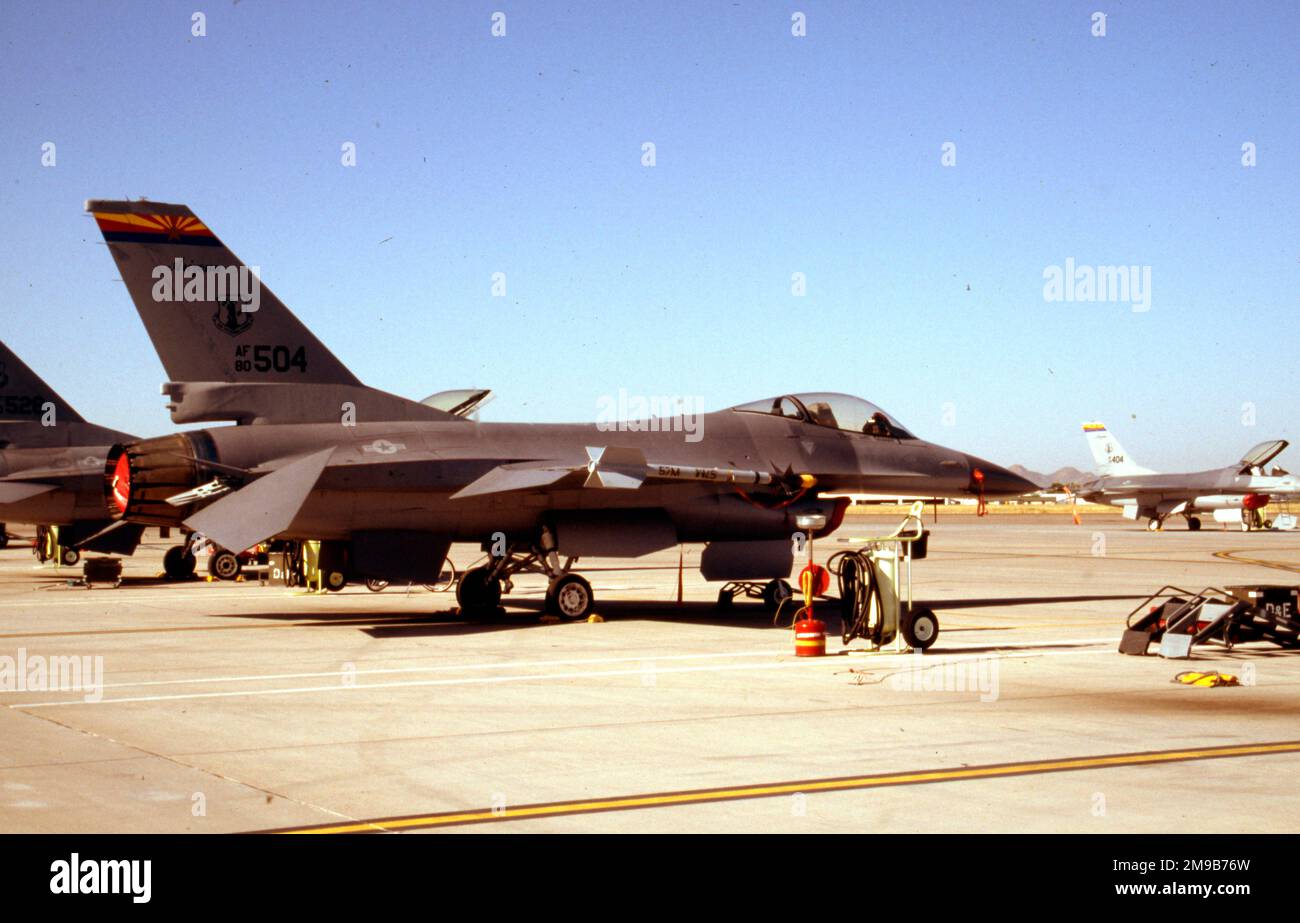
[10,649,782,692]
[8,643,1117,708]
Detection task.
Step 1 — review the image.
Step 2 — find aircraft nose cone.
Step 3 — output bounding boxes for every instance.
[964,456,1039,497]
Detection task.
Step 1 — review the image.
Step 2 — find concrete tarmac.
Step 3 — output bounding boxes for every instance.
[0,512,1297,833]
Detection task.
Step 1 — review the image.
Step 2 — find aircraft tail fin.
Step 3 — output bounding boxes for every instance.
[0,339,85,425]
[1082,422,1155,476]
[86,200,361,387]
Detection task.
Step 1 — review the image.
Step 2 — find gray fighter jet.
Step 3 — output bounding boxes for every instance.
[0,340,144,560]
[90,199,1036,618]
[1076,421,1300,531]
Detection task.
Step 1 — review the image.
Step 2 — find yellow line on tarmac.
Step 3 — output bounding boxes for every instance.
[1213,549,1300,575]
[269,739,1300,834]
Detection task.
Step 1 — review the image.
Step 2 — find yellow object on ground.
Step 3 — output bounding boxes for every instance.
[1173,671,1240,687]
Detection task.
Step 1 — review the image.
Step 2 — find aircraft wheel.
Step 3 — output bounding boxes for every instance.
[1187,517,1201,531]
[1240,521,1251,532]
[209,549,241,580]
[0,528,8,550]
[456,566,502,612]
[60,547,81,567]
[761,578,793,611]
[1264,519,1274,530]
[365,578,389,592]
[163,545,196,579]
[1146,518,1163,532]
[547,574,594,620]
[901,607,939,651]
[717,588,734,608]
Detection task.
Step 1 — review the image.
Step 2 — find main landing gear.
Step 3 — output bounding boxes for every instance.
[456,528,596,620]
[1147,515,1203,532]
[163,533,199,580]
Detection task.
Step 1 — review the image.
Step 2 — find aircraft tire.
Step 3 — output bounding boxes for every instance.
[1187,517,1201,531]
[209,550,241,580]
[456,566,502,612]
[1146,519,1162,532]
[0,527,8,550]
[163,545,196,579]
[901,606,939,651]
[547,574,594,620]
[365,578,389,592]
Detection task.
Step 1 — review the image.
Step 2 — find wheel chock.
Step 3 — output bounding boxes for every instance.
[587,613,604,623]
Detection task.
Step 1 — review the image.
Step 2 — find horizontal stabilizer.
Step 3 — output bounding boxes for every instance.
[183,447,334,551]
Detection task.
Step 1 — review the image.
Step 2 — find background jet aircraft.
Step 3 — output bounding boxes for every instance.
[92,199,1036,619]
[1075,421,1300,531]
[0,339,144,560]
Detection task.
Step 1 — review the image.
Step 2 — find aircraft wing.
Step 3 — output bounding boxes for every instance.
[449,461,581,499]
[0,481,59,504]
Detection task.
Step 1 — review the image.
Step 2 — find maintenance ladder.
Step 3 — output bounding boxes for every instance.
[1119,584,1300,658]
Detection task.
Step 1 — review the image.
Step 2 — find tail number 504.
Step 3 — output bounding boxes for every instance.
[235,344,307,373]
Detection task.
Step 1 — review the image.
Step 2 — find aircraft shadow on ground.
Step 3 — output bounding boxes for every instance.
[196,591,1153,638]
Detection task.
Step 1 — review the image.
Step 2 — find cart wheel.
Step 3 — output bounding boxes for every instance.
[324,570,347,591]
[716,588,734,608]
[424,561,457,593]
[901,607,939,651]
[60,547,81,567]
[209,550,241,580]
[761,578,793,611]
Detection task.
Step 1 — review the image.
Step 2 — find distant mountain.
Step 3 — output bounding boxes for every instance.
[1009,464,1091,488]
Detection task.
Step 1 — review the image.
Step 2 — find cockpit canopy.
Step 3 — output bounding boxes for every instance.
[730,392,916,439]
[1238,439,1288,473]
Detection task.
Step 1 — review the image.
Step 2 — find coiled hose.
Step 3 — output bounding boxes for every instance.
[827,549,883,645]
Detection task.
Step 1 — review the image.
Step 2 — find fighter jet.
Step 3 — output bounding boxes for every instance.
[0,339,144,561]
[90,199,1036,618]
[1075,421,1300,531]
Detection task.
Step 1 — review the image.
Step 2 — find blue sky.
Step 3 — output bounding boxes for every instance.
[1,1,1296,471]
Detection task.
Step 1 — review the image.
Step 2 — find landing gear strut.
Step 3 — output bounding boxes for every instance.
[457,528,596,620]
